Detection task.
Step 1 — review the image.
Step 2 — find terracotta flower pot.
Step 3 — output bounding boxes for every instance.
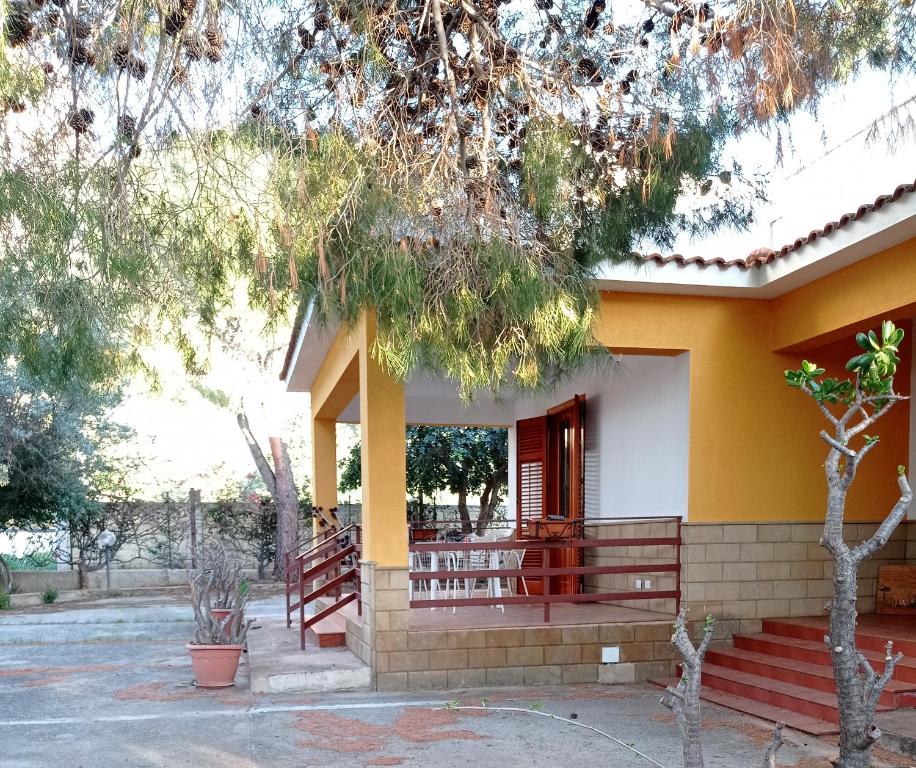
[187,643,243,688]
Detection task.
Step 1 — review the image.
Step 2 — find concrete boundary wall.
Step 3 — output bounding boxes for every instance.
[10,567,260,594]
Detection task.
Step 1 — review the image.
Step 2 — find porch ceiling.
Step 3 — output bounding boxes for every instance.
[337,373,515,426]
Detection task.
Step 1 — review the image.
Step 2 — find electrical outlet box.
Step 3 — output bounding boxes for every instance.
[644,579,651,589]
[601,646,620,664]
[634,579,642,589]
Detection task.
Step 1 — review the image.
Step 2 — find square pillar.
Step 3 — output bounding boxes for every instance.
[358,312,408,567]
[311,417,338,514]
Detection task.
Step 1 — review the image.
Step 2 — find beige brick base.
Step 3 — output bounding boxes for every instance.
[682,520,913,621]
[346,561,688,692]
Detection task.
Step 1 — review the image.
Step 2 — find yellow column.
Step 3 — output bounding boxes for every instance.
[311,417,338,534]
[358,312,408,566]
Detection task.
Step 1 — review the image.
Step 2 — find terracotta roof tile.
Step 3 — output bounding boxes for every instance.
[638,179,916,270]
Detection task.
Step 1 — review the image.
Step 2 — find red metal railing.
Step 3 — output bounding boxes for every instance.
[408,518,681,622]
[285,524,361,649]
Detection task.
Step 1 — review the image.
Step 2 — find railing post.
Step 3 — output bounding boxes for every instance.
[542,540,550,623]
[299,550,306,650]
[285,549,292,628]
[675,516,682,616]
[356,525,362,617]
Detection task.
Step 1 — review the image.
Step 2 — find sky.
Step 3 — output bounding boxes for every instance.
[663,67,916,259]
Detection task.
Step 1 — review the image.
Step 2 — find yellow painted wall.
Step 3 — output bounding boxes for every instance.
[595,282,912,523]
[773,239,916,352]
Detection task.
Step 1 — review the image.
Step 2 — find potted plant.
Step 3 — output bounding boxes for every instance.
[187,545,252,688]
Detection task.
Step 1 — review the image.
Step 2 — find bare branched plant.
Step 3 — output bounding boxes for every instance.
[663,609,786,768]
[188,540,252,645]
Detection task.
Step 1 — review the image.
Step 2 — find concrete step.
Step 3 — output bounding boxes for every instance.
[692,664,893,723]
[762,618,916,658]
[648,677,839,736]
[705,647,916,709]
[307,611,348,648]
[247,617,369,694]
[734,633,916,685]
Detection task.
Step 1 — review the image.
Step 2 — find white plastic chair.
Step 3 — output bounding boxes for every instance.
[408,550,430,602]
[502,549,529,597]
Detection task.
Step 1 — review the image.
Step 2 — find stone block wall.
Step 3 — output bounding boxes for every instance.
[583,520,679,614]
[344,562,411,689]
[373,621,685,691]
[681,521,912,623]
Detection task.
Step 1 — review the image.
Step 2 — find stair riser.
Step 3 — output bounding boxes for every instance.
[699,671,840,723]
[734,636,916,684]
[762,620,916,658]
[308,630,346,648]
[705,651,899,708]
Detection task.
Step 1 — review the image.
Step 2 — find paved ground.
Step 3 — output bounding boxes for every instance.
[1,593,913,768]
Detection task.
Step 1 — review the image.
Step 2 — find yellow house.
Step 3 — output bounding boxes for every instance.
[281,181,916,719]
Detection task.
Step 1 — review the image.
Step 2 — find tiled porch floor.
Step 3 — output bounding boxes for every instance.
[408,601,671,631]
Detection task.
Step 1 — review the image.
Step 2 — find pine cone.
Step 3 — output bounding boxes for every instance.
[68,39,92,65]
[183,34,204,61]
[113,43,130,69]
[127,56,148,79]
[204,27,223,61]
[117,113,136,138]
[205,26,223,47]
[67,107,94,133]
[6,12,35,47]
[164,10,188,36]
[172,62,189,83]
[298,26,315,49]
[314,12,330,30]
[72,18,92,39]
[577,57,600,83]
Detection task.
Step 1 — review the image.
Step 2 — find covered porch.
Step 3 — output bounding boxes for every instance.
[285,309,692,689]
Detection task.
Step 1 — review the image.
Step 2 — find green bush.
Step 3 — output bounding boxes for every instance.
[41,587,58,604]
[6,552,56,571]
[0,591,10,610]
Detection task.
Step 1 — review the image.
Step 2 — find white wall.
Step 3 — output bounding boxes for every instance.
[507,354,691,521]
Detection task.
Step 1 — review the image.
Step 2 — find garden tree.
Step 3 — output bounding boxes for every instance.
[784,320,912,768]
[51,492,147,589]
[144,492,188,569]
[665,323,912,768]
[3,0,916,399]
[207,482,311,579]
[0,361,131,532]
[237,410,302,578]
[339,426,508,534]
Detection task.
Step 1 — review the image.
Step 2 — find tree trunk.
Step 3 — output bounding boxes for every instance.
[476,481,494,536]
[831,550,872,768]
[270,436,299,580]
[476,471,507,535]
[237,409,300,580]
[663,609,713,768]
[457,486,471,534]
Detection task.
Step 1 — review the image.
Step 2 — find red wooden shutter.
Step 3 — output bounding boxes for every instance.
[516,415,547,594]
